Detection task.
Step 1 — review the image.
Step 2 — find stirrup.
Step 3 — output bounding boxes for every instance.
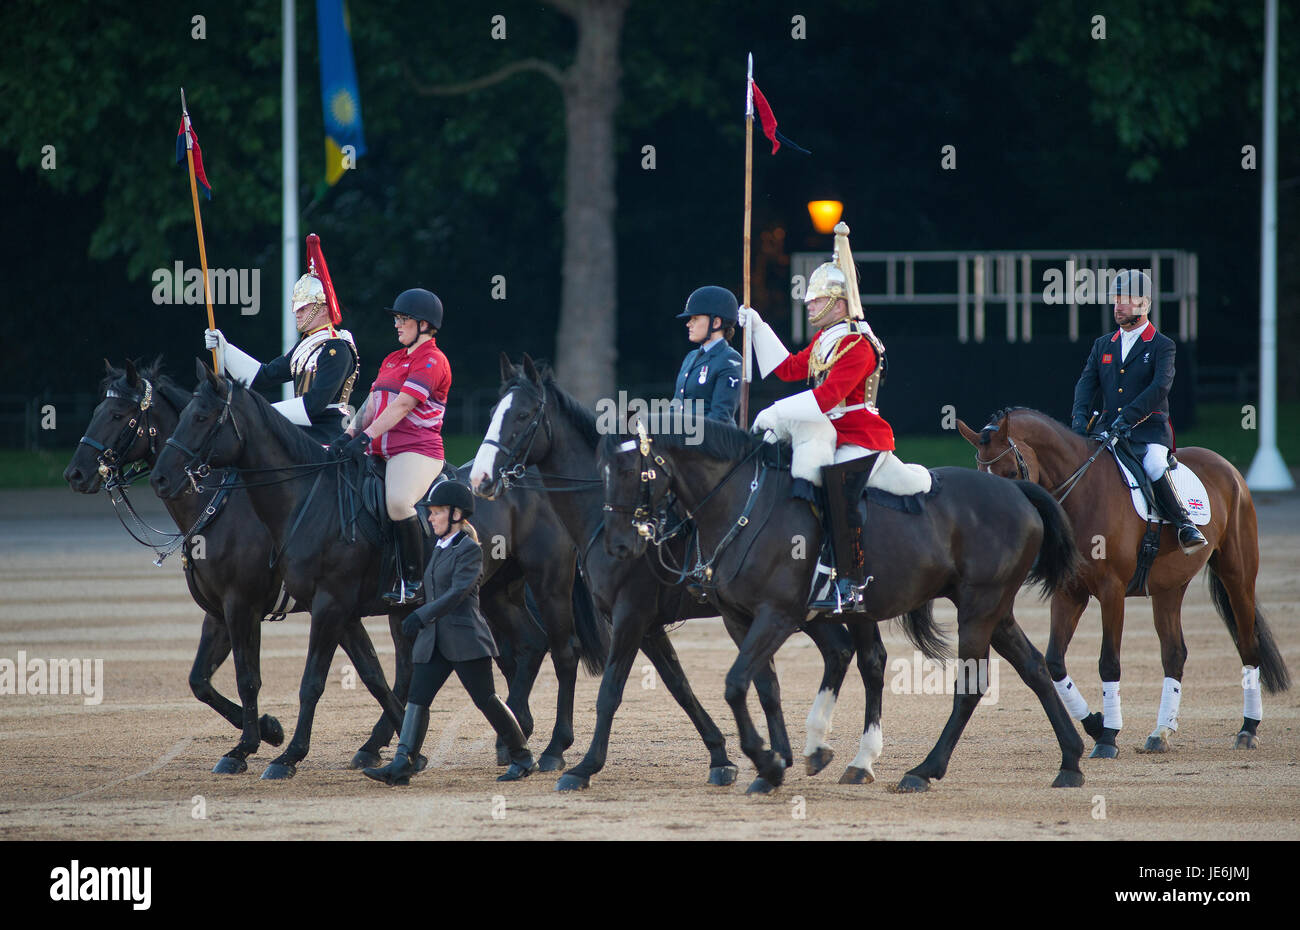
[1177,525,1208,555]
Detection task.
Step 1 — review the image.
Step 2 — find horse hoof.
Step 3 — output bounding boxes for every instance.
[1089,743,1119,760]
[496,745,512,766]
[708,765,739,787]
[804,747,835,776]
[839,766,874,785]
[1233,731,1258,750]
[1051,769,1085,788]
[1138,735,1170,754]
[259,715,284,747]
[745,777,778,795]
[894,774,930,793]
[349,750,383,770]
[555,773,590,792]
[413,753,428,773]
[212,755,247,775]
[260,762,296,780]
[537,754,565,773]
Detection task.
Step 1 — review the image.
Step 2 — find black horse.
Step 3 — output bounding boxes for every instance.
[470,355,874,791]
[598,417,1089,793]
[149,359,603,778]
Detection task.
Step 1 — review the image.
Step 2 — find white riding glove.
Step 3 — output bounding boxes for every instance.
[204,329,263,386]
[737,305,762,329]
[203,328,225,351]
[738,306,792,378]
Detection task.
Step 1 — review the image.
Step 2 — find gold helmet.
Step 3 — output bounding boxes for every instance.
[291,273,327,313]
[805,221,863,325]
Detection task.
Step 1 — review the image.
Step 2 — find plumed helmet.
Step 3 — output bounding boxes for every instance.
[805,221,863,322]
[386,288,444,329]
[418,479,474,521]
[1108,269,1153,304]
[676,285,739,324]
[291,273,327,313]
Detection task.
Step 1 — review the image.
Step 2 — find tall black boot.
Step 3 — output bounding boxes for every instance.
[384,516,426,605]
[363,703,429,786]
[1152,470,1208,554]
[481,695,537,781]
[811,457,875,613]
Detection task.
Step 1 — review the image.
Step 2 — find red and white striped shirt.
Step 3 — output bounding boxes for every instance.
[368,339,451,459]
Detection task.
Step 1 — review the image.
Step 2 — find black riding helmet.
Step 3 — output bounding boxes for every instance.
[416,478,474,525]
[386,288,444,330]
[675,285,739,333]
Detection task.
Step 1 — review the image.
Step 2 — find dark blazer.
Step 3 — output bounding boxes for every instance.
[1070,321,1175,447]
[408,532,498,663]
[673,340,743,423]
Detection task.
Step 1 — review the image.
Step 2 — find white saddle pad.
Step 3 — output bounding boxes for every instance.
[1114,458,1211,526]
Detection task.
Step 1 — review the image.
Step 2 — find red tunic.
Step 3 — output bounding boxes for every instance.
[774,328,895,451]
[368,338,451,459]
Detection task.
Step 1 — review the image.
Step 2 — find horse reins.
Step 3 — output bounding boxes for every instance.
[975,417,1114,503]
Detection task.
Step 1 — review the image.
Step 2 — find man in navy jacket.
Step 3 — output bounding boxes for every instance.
[1070,269,1207,554]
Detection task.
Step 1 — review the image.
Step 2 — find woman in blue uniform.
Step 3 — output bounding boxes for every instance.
[673,286,744,424]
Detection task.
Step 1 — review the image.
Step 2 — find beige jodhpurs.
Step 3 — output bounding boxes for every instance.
[385,451,444,521]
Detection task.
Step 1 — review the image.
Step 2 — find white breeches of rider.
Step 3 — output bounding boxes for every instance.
[1142,443,1169,481]
[836,444,933,496]
[385,451,444,521]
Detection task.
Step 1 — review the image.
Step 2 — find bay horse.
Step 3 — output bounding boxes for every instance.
[598,417,1088,793]
[148,359,604,778]
[471,354,881,791]
[958,408,1290,755]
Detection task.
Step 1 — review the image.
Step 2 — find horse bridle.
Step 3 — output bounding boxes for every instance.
[974,432,1030,480]
[163,380,244,494]
[975,416,1116,503]
[77,378,159,488]
[602,421,669,539]
[481,385,552,489]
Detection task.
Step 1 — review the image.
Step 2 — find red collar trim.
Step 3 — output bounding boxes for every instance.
[1111,322,1157,343]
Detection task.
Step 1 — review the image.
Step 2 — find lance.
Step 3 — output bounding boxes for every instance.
[740,53,755,428]
[180,88,219,371]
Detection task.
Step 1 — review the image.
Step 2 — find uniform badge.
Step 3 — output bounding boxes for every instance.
[698,365,708,384]
[329,348,336,356]
[1143,352,1150,363]
[727,376,739,388]
[1101,354,1112,364]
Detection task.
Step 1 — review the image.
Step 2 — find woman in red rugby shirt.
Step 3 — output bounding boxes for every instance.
[335,288,451,605]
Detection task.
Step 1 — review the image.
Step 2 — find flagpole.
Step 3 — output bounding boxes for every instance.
[741,53,754,428]
[181,88,219,371]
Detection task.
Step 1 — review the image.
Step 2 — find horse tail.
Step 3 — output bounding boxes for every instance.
[894,600,951,663]
[1206,562,1291,694]
[1015,480,1083,599]
[570,563,610,676]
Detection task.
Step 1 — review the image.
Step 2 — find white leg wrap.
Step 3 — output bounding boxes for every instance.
[802,688,836,756]
[1053,675,1090,720]
[1242,666,1262,721]
[1102,680,1122,730]
[849,723,883,776]
[1156,677,1181,731]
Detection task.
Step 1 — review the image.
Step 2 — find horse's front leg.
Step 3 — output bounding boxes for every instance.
[799,622,855,777]
[1139,581,1191,754]
[723,608,796,794]
[723,615,793,771]
[1046,589,1100,742]
[1089,582,1127,759]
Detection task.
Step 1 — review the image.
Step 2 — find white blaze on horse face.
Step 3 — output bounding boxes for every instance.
[470,392,513,491]
[848,722,883,777]
[803,687,837,757]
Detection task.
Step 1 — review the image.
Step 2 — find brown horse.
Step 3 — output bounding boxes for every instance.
[957,408,1290,757]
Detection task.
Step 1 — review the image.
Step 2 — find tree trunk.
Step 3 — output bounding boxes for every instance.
[553,0,627,407]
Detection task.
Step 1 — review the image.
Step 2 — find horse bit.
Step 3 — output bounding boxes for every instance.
[163,380,244,494]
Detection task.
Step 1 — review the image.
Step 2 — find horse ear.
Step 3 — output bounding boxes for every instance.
[103,358,114,377]
[196,357,215,387]
[499,351,516,382]
[522,353,540,384]
[994,416,1009,439]
[955,419,981,447]
[125,358,139,386]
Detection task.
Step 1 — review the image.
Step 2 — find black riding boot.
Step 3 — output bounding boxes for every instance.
[1152,470,1208,554]
[384,515,426,605]
[363,703,429,786]
[811,457,875,613]
[481,695,537,781]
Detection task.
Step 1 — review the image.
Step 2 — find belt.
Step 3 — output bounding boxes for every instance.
[827,402,875,420]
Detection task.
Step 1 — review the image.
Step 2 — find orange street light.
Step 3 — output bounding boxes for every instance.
[807,200,843,234]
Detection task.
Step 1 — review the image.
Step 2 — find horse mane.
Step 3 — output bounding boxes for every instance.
[505,363,601,447]
[201,374,326,464]
[598,415,784,466]
[979,406,1063,445]
[101,357,198,413]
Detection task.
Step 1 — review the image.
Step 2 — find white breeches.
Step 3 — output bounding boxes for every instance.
[385,451,444,521]
[1142,443,1169,481]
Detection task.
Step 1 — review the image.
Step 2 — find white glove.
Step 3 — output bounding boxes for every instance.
[752,404,779,435]
[737,305,762,329]
[204,329,226,351]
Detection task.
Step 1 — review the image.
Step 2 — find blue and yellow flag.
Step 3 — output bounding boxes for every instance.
[317,0,366,186]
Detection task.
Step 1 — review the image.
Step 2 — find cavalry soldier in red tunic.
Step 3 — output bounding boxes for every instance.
[204,235,359,445]
[739,221,930,612]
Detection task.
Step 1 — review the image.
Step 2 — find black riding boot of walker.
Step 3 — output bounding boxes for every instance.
[384,516,426,605]
[811,458,874,614]
[363,703,429,786]
[481,695,537,781]
[1152,471,1208,554]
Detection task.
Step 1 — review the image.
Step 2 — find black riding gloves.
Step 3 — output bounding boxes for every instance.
[339,431,372,460]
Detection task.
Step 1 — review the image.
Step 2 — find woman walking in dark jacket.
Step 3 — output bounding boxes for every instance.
[363,481,537,785]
